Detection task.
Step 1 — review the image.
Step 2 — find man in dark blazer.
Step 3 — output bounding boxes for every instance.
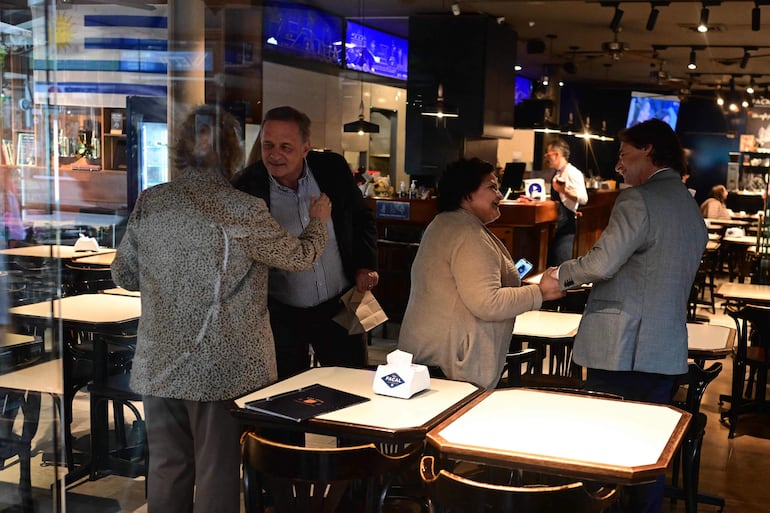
[233,106,378,378]
[550,119,708,513]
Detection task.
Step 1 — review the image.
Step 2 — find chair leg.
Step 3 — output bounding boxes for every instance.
[681,435,701,513]
[242,461,261,513]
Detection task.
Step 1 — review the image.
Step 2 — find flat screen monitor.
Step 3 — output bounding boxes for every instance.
[263,2,343,66]
[501,162,526,194]
[515,76,532,105]
[626,91,680,131]
[344,20,407,80]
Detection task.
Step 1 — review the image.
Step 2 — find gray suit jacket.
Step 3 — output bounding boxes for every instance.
[558,169,708,375]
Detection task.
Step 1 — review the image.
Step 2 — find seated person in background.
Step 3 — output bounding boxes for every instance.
[700,184,732,219]
[397,158,564,389]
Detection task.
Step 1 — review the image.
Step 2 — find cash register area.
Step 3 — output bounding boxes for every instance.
[2,288,770,513]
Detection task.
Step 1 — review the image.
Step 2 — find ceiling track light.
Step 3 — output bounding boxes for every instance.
[451,2,461,16]
[688,49,697,70]
[741,50,751,69]
[646,6,660,31]
[609,3,624,32]
[753,4,761,31]
[698,5,710,32]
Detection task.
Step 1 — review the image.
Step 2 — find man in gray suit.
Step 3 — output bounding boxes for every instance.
[549,119,707,513]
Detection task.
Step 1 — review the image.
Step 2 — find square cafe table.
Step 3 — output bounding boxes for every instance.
[0,245,115,260]
[715,281,770,305]
[426,388,690,485]
[233,366,482,444]
[8,294,141,485]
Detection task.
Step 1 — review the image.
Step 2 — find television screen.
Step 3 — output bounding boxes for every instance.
[515,76,532,105]
[344,20,407,80]
[626,91,680,131]
[263,2,343,66]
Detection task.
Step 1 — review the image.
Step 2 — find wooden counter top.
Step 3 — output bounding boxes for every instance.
[364,197,558,226]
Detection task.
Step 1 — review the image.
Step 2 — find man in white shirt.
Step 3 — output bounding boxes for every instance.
[545,137,588,266]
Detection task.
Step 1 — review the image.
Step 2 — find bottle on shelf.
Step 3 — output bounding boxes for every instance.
[409,180,417,198]
[399,181,406,198]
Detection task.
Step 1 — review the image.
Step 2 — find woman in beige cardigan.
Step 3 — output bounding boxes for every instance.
[398,158,563,389]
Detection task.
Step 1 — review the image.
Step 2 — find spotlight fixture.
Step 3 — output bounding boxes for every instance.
[753,3,761,31]
[697,5,709,33]
[496,16,505,24]
[740,50,751,69]
[609,4,624,32]
[688,49,697,70]
[451,2,460,16]
[646,6,660,31]
[747,77,756,95]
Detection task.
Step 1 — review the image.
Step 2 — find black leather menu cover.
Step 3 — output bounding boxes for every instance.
[244,383,370,422]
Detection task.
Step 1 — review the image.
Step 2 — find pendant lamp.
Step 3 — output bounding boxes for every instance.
[421,83,459,126]
[343,0,379,135]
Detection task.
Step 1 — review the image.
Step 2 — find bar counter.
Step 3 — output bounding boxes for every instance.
[365,197,558,271]
[366,189,621,272]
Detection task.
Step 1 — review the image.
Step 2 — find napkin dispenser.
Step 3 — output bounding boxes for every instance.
[523,178,546,200]
[372,350,430,399]
[73,234,99,252]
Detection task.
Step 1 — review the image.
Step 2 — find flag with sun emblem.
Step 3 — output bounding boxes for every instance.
[30,4,187,108]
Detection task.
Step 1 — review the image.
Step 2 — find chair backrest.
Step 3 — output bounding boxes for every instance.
[671,361,722,416]
[241,431,423,513]
[727,304,770,362]
[419,455,618,513]
[420,456,617,513]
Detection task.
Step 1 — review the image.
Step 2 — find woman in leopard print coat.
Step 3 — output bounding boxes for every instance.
[111,105,330,513]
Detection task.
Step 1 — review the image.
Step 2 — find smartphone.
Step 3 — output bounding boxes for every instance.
[515,258,533,278]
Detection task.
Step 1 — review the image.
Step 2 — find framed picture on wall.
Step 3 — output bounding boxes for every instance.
[15,131,36,166]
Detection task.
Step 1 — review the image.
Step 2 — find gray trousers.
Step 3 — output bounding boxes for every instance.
[143,395,242,513]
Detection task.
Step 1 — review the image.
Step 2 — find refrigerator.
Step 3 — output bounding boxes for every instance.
[126,96,168,213]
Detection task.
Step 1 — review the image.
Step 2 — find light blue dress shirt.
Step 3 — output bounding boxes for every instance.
[267,161,350,307]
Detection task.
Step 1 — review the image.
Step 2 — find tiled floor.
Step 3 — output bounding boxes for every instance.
[2,278,770,512]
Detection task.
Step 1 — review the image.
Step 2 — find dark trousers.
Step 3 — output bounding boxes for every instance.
[585,368,679,513]
[144,396,242,513]
[269,295,368,379]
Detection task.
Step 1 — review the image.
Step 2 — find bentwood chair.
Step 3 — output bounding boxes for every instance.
[722,304,770,438]
[419,455,618,513]
[241,431,424,513]
[666,362,725,513]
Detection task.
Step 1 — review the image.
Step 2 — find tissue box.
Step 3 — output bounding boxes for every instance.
[523,178,546,200]
[372,349,430,399]
[73,236,99,252]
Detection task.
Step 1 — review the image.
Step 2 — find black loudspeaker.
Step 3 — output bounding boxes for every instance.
[527,39,546,54]
[406,14,517,176]
[514,99,555,129]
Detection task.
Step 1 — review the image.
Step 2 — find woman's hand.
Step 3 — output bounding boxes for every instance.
[309,193,332,222]
[538,267,565,301]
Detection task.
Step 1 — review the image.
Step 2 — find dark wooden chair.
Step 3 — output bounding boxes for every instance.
[499,348,585,390]
[665,362,724,513]
[419,455,618,513]
[721,304,770,438]
[241,431,424,513]
[85,332,146,483]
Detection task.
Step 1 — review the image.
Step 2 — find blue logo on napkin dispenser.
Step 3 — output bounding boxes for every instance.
[381,373,405,388]
[528,182,543,195]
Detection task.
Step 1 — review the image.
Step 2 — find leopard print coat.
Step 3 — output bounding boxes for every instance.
[112,167,328,401]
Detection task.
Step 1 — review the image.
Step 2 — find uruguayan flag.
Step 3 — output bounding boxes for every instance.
[31,4,190,108]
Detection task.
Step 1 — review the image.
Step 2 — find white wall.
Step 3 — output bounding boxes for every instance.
[262,61,407,185]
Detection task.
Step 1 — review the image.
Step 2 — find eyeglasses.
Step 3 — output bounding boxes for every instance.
[544,151,559,157]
